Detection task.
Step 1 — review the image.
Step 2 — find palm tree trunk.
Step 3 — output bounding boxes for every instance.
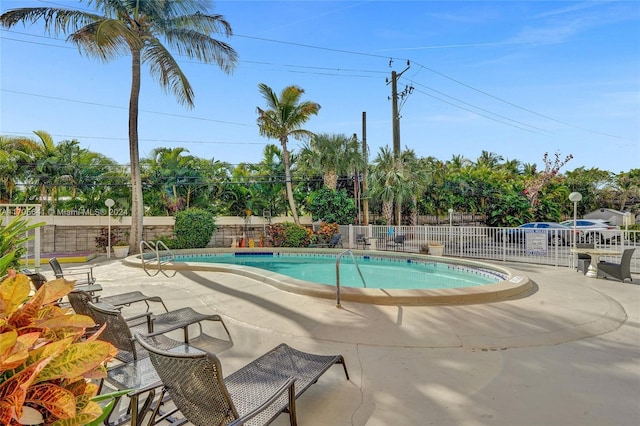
[129,48,144,253]
[382,201,392,225]
[410,196,418,226]
[280,138,299,224]
[324,170,338,190]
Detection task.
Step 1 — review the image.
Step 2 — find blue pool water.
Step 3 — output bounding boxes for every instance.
[176,252,504,290]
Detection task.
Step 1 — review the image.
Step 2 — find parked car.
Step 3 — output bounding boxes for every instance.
[495,222,570,246]
[559,219,619,243]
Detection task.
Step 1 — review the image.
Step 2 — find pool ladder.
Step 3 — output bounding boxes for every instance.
[139,240,177,277]
[336,249,367,308]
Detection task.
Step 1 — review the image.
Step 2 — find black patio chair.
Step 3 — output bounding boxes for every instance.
[135,334,349,426]
[598,248,635,282]
[68,288,168,319]
[48,257,103,295]
[356,233,371,250]
[387,234,406,251]
[89,301,187,426]
[310,233,342,248]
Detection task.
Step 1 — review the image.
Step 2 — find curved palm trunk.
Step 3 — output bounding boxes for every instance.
[129,48,144,253]
[280,138,299,224]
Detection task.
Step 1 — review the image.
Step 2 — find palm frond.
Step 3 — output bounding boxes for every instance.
[143,38,194,107]
[0,7,101,35]
[69,19,139,60]
[163,27,236,73]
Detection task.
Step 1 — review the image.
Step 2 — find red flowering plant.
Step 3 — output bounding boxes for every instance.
[313,222,339,245]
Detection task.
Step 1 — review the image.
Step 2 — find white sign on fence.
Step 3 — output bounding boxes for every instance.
[525,230,548,255]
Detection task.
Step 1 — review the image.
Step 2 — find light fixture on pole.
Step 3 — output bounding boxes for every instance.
[568,192,582,250]
[105,199,114,259]
[448,208,454,242]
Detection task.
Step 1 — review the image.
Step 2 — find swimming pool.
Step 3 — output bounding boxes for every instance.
[176,252,504,289]
[126,248,532,306]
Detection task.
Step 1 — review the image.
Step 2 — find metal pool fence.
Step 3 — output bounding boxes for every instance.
[339,224,640,273]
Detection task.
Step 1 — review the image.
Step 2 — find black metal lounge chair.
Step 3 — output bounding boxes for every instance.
[356,233,371,249]
[48,257,103,295]
[21,268,49,290]
[387,234,406,251]
[135,334,349,426]
[310,233,342,248]
[598,248,635,282]
[68,288,168,319]
[89,302,188,426]
[88,301,231,358]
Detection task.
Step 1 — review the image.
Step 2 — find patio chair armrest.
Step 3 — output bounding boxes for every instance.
[227,377,296,426]
[123,312,153,330]
[60,270,94,283]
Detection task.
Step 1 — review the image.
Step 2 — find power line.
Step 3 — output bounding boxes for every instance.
[2,130,266,147]
[410,61,626,140]
[411,87,543,135]
[1,21,628,140]
[406,79,549,134]
[1,89,252,127]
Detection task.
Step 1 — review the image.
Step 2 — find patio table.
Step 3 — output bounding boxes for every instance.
[570,248,621,278]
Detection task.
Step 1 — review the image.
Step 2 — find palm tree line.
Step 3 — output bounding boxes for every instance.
[1,131,638,227]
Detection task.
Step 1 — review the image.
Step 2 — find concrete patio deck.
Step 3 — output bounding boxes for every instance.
[44,257,639,426]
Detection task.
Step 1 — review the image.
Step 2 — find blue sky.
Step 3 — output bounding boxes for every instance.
[1,0,639,173]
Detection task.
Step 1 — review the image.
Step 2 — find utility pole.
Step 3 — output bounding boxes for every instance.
[387,60,411,159]
[362,111,369,226]
[353,132,361,225]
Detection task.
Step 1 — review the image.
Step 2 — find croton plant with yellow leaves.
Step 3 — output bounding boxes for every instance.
[0,272,120,425]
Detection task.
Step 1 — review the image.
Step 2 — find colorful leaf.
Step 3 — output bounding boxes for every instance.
[36,314,95,331]
[36,341,113,383]
[0,275,31,318]
[0,331,40,374]
[0,355,52,421]
[26,382,76,418]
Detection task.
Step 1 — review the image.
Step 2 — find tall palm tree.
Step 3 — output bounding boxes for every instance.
[298,133,364,190]
[1,1,237,252]
[29,130,63,211]
[399,149,431,226]
[252,144,288,217]
[0,135,37,203]
[369,146,403,225]
[256,84,320,224]
[475,150,503,169]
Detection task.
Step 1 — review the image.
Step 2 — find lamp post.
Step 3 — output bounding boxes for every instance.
[568,192,582,250]
[624,212,631,248]
[105,199,114,259]
[448,208,453,242]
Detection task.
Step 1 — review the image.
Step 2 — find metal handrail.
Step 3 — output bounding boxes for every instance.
[155,240,177,277]
[139,240,176,277]
[139,241,159,276]
[335,249,367,308]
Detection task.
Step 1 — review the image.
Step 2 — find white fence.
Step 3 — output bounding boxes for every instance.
[339,224,640,273]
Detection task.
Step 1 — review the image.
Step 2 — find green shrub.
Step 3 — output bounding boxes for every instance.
[173,208,216,249]
[267,222,312,247]
[307,188,357,224]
